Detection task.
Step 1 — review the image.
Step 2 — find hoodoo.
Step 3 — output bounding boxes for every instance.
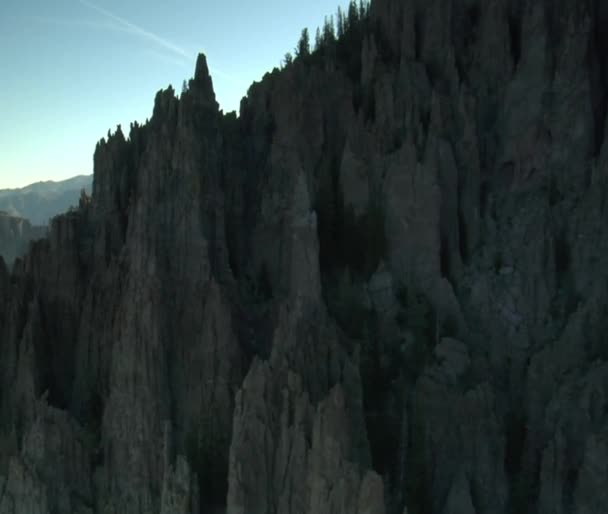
[1,1,608,513]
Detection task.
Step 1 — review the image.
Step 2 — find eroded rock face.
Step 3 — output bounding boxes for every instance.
[0,399,94,514]
[2,2,608,514]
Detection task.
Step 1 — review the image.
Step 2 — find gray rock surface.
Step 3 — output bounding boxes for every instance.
[2,2,608,514]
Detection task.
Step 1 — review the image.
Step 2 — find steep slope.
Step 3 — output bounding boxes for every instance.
[0,175,93,225]
[2,1,608,514]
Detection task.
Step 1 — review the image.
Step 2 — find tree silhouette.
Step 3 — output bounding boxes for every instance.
[315,27,322,51]
[359,0,368,19]
[322,15,336,44]
[347,0,359,30]
[296,27,310,58]
[337,6,345,38]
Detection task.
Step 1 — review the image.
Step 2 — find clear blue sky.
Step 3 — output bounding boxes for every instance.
[0,0,350,189]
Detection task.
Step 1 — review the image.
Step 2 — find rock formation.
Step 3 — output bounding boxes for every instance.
[2,0,608,513]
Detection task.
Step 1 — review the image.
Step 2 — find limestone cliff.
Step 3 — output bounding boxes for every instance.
[2,1,608,513]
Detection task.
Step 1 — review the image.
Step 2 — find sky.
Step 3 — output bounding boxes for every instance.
[0,0,352,189]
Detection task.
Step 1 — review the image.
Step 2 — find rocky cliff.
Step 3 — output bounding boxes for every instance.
[2,0,608,513]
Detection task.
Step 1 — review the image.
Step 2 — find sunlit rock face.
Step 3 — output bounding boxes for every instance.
[2,2,608,513]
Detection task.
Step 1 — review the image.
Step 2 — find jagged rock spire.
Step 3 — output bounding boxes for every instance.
[192,53,216,103]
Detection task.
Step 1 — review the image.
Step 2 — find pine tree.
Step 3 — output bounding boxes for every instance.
[283,52,293,66]
[296,27,310,58]
[315,27,322,50]
[322,15,336,44]
[359,0,367,19]
[347,0,359,29]
[337,6,345,38]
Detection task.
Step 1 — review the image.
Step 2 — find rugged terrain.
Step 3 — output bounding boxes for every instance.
[1,0,608,513]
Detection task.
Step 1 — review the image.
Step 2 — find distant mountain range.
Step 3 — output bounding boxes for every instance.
[0,174,93,226]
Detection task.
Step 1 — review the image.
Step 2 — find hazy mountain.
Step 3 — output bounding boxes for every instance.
[2,1,608,514]
[0,212,47,268]
[0,174,92,225]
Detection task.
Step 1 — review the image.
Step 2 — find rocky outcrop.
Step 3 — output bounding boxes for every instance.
[0,398,94,514]
[2,1,608,513]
